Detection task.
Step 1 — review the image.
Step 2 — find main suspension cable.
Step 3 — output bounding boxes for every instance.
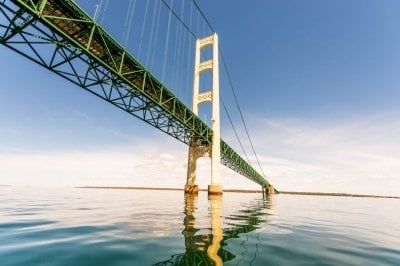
[220,50,268,178]
[221,97,252,165]
[160,0,197,38]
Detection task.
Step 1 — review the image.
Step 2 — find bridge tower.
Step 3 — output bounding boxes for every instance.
[185,33,222,195]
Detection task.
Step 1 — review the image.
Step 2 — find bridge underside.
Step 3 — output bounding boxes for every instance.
[0,0,274,191]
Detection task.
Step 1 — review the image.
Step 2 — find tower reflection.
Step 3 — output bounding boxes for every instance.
[207,195,223,266]
[153,193,271,265]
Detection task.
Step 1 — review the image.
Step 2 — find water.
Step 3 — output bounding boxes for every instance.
[0,187,399,266]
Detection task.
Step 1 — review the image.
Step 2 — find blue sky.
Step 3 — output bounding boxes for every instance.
[1,0,400,196]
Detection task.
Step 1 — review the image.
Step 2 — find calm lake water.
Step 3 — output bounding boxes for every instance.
[0,187,399,266]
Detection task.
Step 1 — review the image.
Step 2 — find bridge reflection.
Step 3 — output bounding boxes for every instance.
[153,194,271,265]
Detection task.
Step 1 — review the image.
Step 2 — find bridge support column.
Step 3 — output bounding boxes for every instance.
[263,185,275,195]
[185,33,222,195]
[209,33,222,195]
[185,146,199,194]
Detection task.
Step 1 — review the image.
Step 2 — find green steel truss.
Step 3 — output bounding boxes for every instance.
[0,0,272,188]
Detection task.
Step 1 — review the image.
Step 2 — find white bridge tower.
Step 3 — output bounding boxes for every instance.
[185,33,222,195]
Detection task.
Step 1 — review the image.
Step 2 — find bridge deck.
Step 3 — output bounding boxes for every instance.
[1,0,272,188]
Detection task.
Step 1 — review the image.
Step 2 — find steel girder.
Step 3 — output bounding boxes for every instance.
[0,0,272,188]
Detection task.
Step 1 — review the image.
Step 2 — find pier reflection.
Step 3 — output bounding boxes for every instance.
[153,194,271,265]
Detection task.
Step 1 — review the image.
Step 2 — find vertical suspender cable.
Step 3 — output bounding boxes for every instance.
[150,1,162,69]
[184,0,194,105]
[146,0,159,66]
[174,0,185,96]
[172,2,181,91]
[161,0,173,82]
[137,0,149,59]
[126,0,137,47]
[99,0,109,25]
[122,0,136,48]
[121,0,133,45]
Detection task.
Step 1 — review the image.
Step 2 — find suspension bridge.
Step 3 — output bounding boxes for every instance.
[0,0,276,194]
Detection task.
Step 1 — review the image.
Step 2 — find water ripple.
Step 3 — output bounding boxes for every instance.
[0,187,399,266]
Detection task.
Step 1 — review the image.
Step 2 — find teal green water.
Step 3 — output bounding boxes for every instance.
[0,187,399,265]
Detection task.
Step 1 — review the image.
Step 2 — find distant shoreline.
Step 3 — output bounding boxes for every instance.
[278,191,399,199]
[75,186,399,199]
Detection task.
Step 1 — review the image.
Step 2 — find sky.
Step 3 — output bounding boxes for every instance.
[0,0,400,196]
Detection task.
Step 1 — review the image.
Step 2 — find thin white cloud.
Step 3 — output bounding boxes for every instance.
[1,110,399,196]
[248,109,400,196]
[0,137,259,190]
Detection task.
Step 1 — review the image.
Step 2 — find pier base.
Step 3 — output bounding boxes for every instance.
[268,185,275,194]
[184,184,199,194]
[262,185,275,195]
[208,184,223,195]
[264,185,275,195]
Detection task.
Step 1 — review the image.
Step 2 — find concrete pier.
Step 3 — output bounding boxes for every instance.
[263,185,275,195]
[184,184,199,194]
[208,184,223,195]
